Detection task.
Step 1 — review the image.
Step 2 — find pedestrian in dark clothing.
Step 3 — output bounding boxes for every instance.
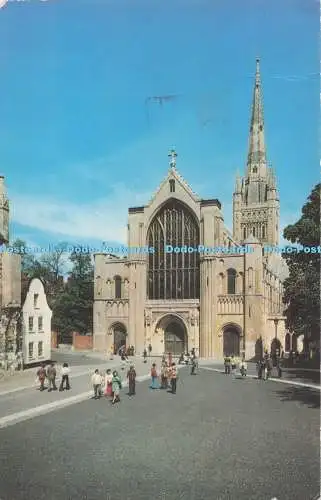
[148,343,152,356]
[59,363,70,391]
[127,365,136,396]
[143,348,147,363]
[46,363,57,392]
[37,363,46,391]
[190,357,197,375]
[224,356,231,374]
[169,363,177,394]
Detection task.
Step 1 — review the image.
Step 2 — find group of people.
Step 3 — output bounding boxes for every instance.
[224,355,247,377]
[150,361,178,393]
[91,368,124,404]
[36,362,71,392]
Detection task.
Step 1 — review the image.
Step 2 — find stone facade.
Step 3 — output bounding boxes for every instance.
[93,59,288,360]
[0,176,22,368]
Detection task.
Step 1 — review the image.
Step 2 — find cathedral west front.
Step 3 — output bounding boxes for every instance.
[93,59,288,360]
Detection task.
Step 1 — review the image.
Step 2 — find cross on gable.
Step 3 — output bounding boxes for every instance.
[168,149,177,168]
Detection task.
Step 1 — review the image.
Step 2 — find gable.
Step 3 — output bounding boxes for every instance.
[145,167,201,225]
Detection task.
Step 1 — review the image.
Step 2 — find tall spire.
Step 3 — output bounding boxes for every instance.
[247,58,267,173]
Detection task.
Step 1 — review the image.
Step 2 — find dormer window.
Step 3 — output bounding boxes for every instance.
[169,179,175,193]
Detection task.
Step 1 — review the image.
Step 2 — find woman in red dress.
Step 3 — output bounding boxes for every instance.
[104,369,113,397]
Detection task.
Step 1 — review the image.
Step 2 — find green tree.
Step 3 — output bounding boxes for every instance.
[282,183,320,343]
[11,238,40,277]
[52,251,94,338]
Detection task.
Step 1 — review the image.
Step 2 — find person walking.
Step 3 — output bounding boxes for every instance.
[169,363,177,394]
[148,343,152,357]
[239,356,247,377]
[36,363,47,391]
[59,363,70,391]
[143,348,147,363]
[231,356,237,377]
[111,370,122,404]
[190,356,197,375]
[127,365,136,396]
[160,362,168,389]
[92,369,103,399]
[150,363,159,389]
[224,355,231,374]
[104,369,113,398]
[46,362,57,392]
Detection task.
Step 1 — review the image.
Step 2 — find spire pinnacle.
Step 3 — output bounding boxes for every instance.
[247,58,267,172]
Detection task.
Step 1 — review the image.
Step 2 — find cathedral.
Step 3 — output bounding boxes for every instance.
[93,59,289,359]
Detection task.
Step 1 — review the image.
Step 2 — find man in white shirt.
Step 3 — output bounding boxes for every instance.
[91,369,103,399]
[59,363,71,391]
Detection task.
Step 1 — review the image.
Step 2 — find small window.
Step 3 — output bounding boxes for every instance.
[114,276,122,299]
[28,342,34,360]
[38,316,43,331]
[169,179,175,193]
[252,166,257,173]
[227,268,237,294]
[253,227,256,237]
[38,341,43,357]
[262,225,265,238]
[34,294,39,308]
[28,317,34,332]
[243,227,246,239]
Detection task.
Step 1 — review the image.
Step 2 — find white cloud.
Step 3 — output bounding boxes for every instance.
[11,184,150,244]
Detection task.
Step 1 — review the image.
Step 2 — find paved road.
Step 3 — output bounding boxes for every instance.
[0,367,319,500]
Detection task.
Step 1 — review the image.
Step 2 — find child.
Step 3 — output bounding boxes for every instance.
[150,363,159,389]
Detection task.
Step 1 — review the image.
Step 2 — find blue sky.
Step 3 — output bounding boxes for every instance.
[0,0,319,252]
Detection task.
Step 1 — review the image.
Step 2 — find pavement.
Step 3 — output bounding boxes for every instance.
[0,364,319,500]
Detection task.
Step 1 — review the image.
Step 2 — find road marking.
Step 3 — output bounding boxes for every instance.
[201,367,321,390]
[0,374,151,429]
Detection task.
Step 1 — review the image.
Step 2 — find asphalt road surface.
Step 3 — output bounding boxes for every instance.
[0,367,319,500]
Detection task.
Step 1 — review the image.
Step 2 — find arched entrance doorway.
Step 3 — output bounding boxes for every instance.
[223,325,241,356]
[271,338,282,357]
[157,314,187,355]
[111,323,127,354]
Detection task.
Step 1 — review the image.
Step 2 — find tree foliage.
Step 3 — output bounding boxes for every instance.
[282,183,320,343]
[13,240,94,340]
[52,251,94,338]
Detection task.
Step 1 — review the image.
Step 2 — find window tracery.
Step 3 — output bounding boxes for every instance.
[147,200,200,299]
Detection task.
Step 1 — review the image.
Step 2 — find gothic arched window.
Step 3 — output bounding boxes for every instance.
[262,225,265,238]
[114,275,122,299]
[252,166,257,173]
[243,227,246,240]
[227,268,237,294]
[252,227,256,237]
[147,199,200,299]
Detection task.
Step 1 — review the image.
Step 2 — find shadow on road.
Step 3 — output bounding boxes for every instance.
[274,386,320,409]
[282,370,321,385]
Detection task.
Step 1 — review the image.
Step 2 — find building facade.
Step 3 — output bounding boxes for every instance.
[0,175,21,369]
[93,59,288,359]
[21,278,52,365]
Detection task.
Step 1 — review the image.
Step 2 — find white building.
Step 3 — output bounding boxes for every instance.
[22,278,52,365]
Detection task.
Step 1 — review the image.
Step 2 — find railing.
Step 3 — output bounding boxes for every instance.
[217,294,244,315]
